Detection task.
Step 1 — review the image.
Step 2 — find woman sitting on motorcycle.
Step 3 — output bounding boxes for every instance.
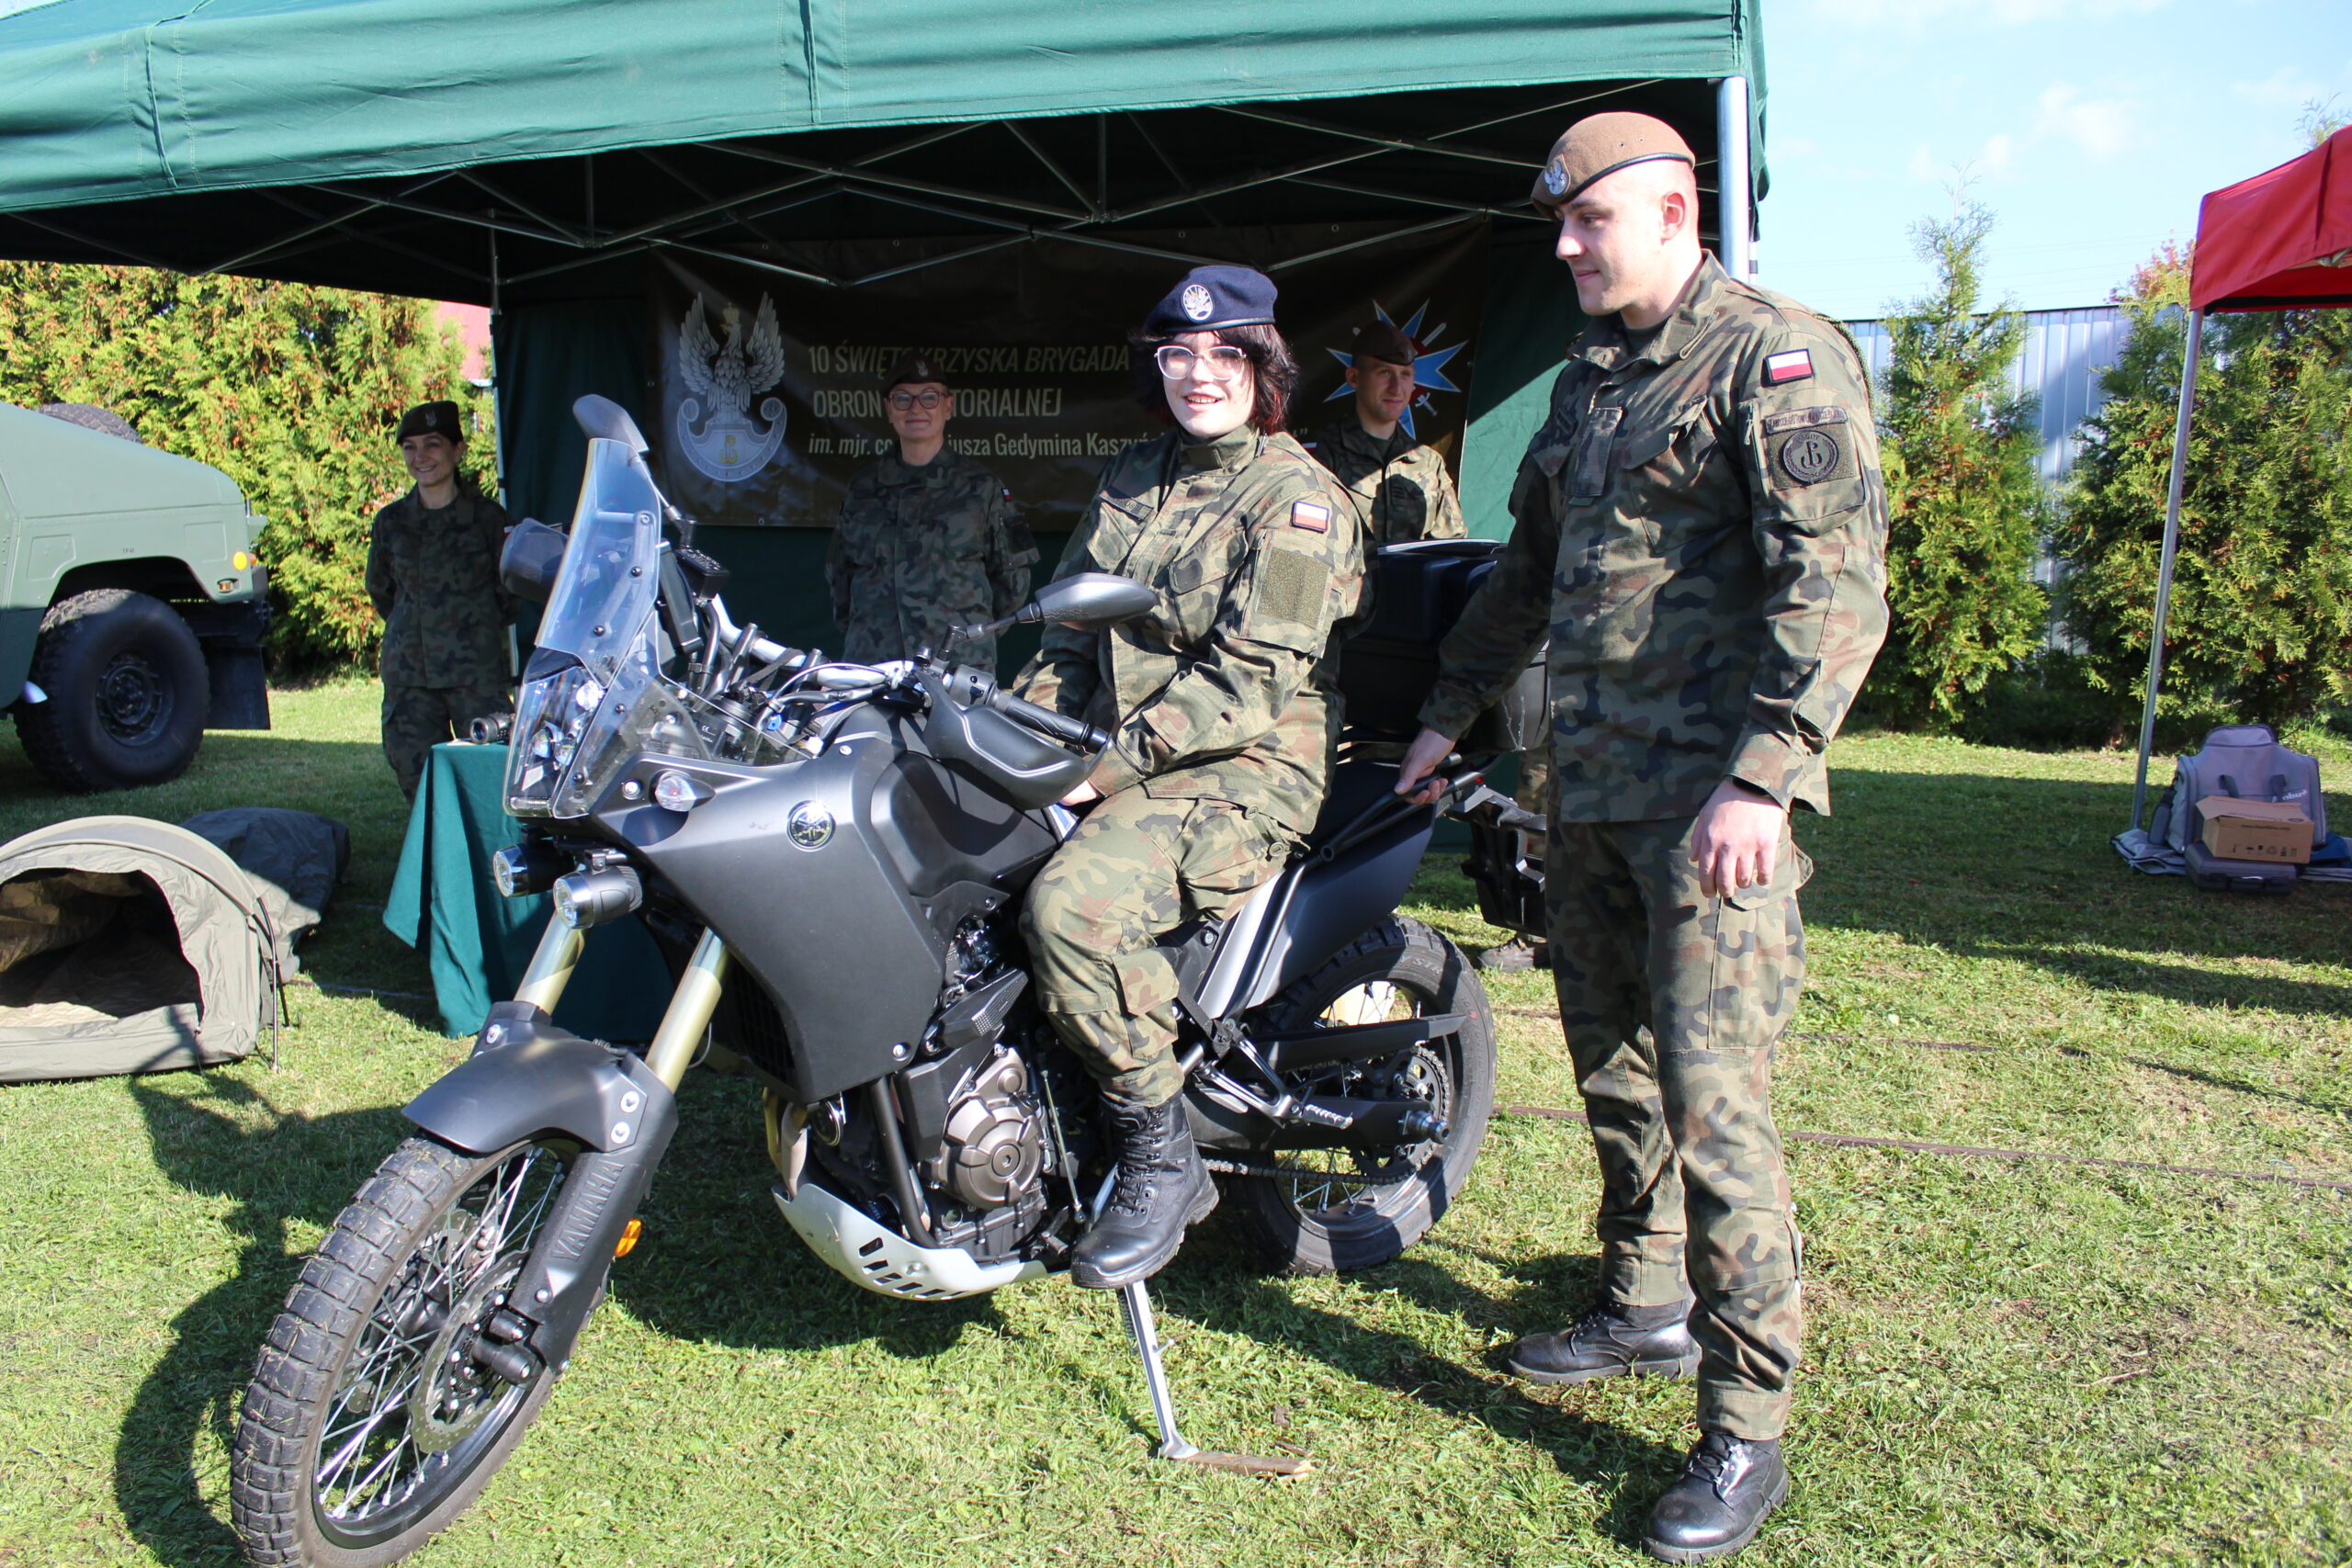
[1014,265,1363,1290]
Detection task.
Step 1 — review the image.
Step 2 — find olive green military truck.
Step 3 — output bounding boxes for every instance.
[0,403,271,792]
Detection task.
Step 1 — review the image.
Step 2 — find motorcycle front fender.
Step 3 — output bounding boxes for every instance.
[403,1003,680,1371]
[403,1002,670,1156]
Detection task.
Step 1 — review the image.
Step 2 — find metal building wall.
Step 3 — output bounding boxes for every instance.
[1844,305,2130,481]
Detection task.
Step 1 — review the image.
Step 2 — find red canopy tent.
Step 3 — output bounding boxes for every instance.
[2125,126,2352,838]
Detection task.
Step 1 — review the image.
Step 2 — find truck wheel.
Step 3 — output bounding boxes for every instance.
[17,589,210,793]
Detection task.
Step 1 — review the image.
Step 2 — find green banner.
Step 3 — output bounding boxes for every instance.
[646,220,1489,531]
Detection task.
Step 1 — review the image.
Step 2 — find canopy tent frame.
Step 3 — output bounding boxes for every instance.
[134,85,1711,301]
[2123,127,2352,842]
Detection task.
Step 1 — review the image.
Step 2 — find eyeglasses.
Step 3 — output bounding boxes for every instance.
[1155,344,1250,381]
[888,389,946,411]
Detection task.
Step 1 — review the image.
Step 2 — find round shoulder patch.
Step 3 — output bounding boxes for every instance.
[1181,283,1214,321]
[1781,427,1842,484]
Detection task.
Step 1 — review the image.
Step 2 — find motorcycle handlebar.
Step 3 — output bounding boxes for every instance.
[987,688,1111,750]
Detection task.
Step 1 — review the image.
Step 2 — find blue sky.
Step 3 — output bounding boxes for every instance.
[1759,0,2352,320]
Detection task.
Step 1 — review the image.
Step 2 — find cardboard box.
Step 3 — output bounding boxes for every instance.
[2196,795,2312,864]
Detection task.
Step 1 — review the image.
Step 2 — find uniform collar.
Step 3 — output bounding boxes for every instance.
[1339,415,1415,464]
[1177,425,1259,474]
[403,484,469,516]
[876,447,957,486]
[1573,252,1728,374]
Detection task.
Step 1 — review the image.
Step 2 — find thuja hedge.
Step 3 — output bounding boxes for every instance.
[0,263,494,672]
[2055,303,2352,733]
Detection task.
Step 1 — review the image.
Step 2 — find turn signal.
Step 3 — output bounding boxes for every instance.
[652,769,712,813]
[614,1218,644,1258]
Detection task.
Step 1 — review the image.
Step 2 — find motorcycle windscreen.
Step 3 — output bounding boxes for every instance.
[504,437,674,818]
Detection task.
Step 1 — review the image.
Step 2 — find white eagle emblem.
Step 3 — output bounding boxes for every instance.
[1544,162,1568,197]
[1181,283,1215,321]
[676,292,788,483]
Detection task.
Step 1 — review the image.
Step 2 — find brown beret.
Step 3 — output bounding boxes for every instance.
[1532,111,1697,217]
[885,353,949,390]
[1351,320,1417,367]
[394,400,464,446]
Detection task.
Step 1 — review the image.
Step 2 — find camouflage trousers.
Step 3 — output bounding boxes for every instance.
[381,683,509,801]
[1544,813,1812,1440]
[1023,790,1293,1106]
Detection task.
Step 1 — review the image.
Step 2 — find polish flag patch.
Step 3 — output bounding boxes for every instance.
[1763,348,1815,386]
[1290,500,1331,532]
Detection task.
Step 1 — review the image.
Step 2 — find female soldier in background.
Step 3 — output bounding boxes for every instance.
[1014,265,1362,1290]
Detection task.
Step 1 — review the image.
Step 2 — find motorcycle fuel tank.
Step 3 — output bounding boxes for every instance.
[593,707,1058,1101]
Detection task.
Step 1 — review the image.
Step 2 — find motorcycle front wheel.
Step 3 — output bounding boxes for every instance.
[1231,915,1497,1274]
[231,1135,575,1567]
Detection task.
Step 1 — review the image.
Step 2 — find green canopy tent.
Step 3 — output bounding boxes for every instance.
[0,0,1767,646]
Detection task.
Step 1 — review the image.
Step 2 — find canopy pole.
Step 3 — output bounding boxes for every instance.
[1717,76,1752,279]
[2127,307,2204,834]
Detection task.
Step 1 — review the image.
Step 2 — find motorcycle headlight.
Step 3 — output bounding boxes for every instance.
[504,664,605,818]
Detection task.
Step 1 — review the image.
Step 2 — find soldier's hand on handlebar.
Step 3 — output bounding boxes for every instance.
[1059,778,1103,808]
[1395,727,1457,807]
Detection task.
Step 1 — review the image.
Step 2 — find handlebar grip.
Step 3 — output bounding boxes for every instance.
[989,690,1110,750]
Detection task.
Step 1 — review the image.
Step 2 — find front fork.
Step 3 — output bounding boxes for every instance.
[513,919,730,1094]
[491,920,729,1369]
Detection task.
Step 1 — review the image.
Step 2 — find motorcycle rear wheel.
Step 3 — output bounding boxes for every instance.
[1231,916,1496,1274]
[231,1135,574,1567]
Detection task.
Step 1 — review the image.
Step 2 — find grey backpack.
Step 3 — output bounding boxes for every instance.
[2152,724,2327,853]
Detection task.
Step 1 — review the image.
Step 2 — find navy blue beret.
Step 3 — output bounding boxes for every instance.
[1143,265,1278,336]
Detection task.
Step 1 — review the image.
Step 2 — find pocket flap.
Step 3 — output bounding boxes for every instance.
[1724,844,1814,909]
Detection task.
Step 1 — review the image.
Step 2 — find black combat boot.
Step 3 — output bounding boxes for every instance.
[1069,1095,1217,1290]
[1506,1298,1699,1384]
[1475,936,1551,972]
[1642,1433,1790,1563]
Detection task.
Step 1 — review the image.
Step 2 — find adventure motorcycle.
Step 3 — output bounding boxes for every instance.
[229,397,1535,1567]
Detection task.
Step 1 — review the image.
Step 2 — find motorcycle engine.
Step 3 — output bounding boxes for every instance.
[925,1045,1046,1211]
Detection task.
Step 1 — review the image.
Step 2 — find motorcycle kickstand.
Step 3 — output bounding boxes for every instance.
[1116,1279,1310,1478]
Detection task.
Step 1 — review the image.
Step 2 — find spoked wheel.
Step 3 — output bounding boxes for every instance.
[1230,916,1496,1274]
[232,1136,574,1567]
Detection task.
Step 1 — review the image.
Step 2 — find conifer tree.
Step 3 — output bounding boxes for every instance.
[0,264,493,671]
[2056,276,2352,731]
[1874,204,2050,728]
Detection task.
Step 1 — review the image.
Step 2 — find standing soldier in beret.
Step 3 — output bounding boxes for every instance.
[366,400,519,801]
[1301,319,1466,546]
[828,355,1038,672]
[1397,112,1889,1562]
[1015,265,1361,1291]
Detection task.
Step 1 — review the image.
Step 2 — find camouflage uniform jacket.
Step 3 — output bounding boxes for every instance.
[828,447,1038,667]
[1301,416,1466,544]
[1420,254,1889,821]
[1015,427,1363,836]
[366,485,518,690]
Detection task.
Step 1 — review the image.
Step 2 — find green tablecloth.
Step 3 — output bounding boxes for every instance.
[383,741,672,1041]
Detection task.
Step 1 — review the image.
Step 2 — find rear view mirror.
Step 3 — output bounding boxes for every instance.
[1021,572,1158,629]
[500,518,568,604]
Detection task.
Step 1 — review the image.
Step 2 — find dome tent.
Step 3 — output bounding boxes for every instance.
[0,816,281,1082]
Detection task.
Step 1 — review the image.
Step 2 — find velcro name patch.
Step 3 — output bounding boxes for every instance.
[1762,348,1815,386]
[1290,500,1331,533]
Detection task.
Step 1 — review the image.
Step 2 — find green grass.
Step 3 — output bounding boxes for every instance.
[0,695,2346,1566]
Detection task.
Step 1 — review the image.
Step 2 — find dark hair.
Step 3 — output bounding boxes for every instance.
[1128,321,1301,434]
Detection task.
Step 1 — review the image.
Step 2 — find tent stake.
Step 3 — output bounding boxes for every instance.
[2127,307,2203,835]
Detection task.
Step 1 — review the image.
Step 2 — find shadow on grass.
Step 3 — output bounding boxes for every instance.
[118,1075,415,1568]
[1152,1226,1679,1551]
[113,1067,1001,1566]
[119,1059,1687,1560]
[1794,769,2352,1020]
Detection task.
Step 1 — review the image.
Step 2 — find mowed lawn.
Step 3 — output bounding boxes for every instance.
[0,682,2346,1567]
